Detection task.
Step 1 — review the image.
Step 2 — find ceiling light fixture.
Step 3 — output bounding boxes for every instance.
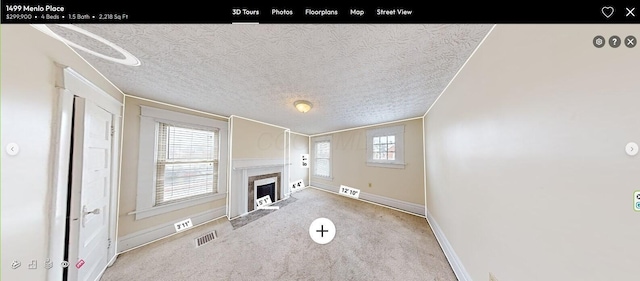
[294,100,312,113]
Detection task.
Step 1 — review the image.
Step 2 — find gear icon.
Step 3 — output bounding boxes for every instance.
[593,35,605,48]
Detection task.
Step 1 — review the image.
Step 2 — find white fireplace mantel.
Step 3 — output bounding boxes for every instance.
[232,158,290,170]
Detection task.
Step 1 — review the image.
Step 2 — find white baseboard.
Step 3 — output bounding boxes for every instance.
[93,254,119,281]
[117,206,226,253]
[310,182,340,192]
[107,253,117,267]
[310,182,425,216]
[427,212,472,281]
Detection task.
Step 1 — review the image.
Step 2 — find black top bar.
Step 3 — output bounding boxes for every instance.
[1,1,639,23]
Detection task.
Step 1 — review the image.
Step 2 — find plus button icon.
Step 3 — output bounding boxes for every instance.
[316,225,329,237]
[309,218,336,244]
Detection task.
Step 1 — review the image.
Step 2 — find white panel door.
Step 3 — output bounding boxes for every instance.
[68,97,112,281]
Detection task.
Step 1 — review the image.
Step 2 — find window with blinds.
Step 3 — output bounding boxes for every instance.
[314,140,331,177]
[155,122,219,205]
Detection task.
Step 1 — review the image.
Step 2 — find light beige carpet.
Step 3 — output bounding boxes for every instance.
[101,188,456,281]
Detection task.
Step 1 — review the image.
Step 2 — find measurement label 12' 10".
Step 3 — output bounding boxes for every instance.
[339,185,360,199]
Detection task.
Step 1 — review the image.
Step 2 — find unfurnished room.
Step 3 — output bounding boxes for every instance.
[1,21,639,281]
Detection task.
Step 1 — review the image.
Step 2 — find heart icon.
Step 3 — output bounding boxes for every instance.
[602,6,615,18]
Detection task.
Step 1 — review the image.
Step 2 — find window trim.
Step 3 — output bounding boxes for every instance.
[133,106,228,220]
[154,122,219,206]
[366,125,406,169]
[312,135,333,180]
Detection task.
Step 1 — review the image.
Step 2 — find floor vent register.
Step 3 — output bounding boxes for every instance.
[195,230,217,247]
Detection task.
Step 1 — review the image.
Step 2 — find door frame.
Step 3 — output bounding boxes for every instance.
[48,65,122,281]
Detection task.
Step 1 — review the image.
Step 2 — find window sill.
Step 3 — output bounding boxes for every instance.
[366,162,406,169]
[130,192,227,220]
[312,175,333,181]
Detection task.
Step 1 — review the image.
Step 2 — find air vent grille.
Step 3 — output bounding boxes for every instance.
[195,230,217,247]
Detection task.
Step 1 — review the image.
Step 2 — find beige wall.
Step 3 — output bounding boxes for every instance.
[228,117,288,217]
[425,25,640,281]
[311,119,425,205]
[1,25,124,281]
[231,117,286,159]
[118,96,227,237]
[290,132,310,185]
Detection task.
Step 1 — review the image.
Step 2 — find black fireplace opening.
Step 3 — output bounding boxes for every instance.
[256,182,276,204]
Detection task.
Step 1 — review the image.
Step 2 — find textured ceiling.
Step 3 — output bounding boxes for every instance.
[47,24,492,134]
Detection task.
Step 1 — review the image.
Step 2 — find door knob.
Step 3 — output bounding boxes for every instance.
[83,206,100,215]
[81,206,100,227]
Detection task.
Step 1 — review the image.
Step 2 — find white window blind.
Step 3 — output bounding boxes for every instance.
[314,140,331,177]
[155,123,219,205]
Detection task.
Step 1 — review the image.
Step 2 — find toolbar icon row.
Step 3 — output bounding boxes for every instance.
[593,35,636,48]
[11,259,60,270]
[601,6,636,18]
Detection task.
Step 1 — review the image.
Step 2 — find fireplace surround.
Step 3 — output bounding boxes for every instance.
[229,158,290,218]
[248,173,280,211]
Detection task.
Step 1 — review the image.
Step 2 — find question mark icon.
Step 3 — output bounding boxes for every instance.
[609,36,621,48]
